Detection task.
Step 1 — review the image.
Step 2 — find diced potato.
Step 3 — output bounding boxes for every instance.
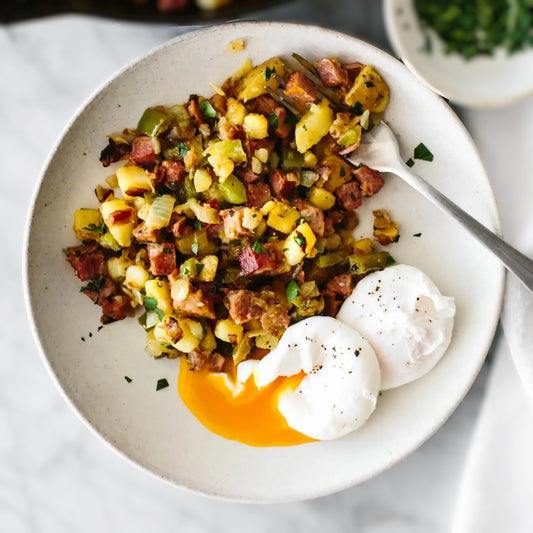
[250,156,263,175]
[344,65,390,113]
[145,328,166,358]
[199,326,217,355]
[214,318,244,346]
[193,168,212,193]
[320,154,352,192]
[308,186,336,210]
[212,159,234,181]
[145,279,173,315]
[254,332,279,350]
[236,57,285,102]
[100,199,136,247]
[266,202,301,234]
[170,278,190,302]
[254,148,269,163]
[241,207,263,231]
[232,334,252,364]
[226,38,245,52]
[303,151,318,168]
[125,264,150,290]
[73,209,103,241]
[175,228,217,256]
[174,318,204,353]
[116,165,154,197]
[373,209,399,245]
[353,237,374,255]
[226,97,247,125]
[204,139,247,169]
[295,99,334,153]
[243,113,269,139]
[283,222,317,266]
[179,255,218,282]
[107,253,132,282]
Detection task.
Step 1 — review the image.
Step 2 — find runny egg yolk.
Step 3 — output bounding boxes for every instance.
[178,357,316,447]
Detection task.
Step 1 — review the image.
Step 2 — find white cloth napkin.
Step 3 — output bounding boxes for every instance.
[452,99,533,532]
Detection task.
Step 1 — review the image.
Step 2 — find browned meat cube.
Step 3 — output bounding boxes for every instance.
[284,72,317,106]
[315,58,349,87]
[335,181,362,210]
[225,289,265,324]
[65,243,105,282]
[147,242,176,276]
[353,166,384,196]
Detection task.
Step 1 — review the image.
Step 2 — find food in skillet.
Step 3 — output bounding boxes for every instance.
[64,55,454,446]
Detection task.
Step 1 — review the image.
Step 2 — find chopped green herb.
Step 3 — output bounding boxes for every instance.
[264,66,277,81]
[294,234,306,247]
[406,158,415,168]
[162,247,170,254]
[340,166,346,177]
[125,376,132,383]
[285,111,298,126]
[364,81,375,88]
[81,337,85,342]
[143,296,158,311]
[200,100,217,118]
[268,112,278,129]
[156,378,169,391]
[297,216,309,225]
[286,280,300,302]
[413,143,434,162]
[413,232,422,237]
[194,220,202,230]
[155,308,164,320]
[177,142,189,158]
[196,263,204,275]
[349,192,356,201]
[352,102,364,115]
[191,242,199,255]
[252,240,267,254]
[97,325,104,332]
[62,248,69,256]
[302,124,308,131]
[83,221,106,234]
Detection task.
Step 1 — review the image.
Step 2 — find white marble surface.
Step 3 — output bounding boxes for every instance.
[1,2,503,531]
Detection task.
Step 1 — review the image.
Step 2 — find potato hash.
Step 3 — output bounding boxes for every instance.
[64,55,397,372]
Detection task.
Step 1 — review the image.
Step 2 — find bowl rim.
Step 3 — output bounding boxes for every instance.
[23,20,505,502]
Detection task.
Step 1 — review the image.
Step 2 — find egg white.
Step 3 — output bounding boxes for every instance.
[246,317,381,440]
[337,264,455,390]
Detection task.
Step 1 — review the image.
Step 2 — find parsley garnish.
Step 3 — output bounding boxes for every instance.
[352,102,363,115]
[413,143,434,162]
[156,378,169,391]
[340,166,346,177]
[302,124,308,131]
[364,81,375,88]
[125,376,132,383]
[264,66,276,81]
[294,234,306,247]
[83,221,106,234]
[177,142,189,158]
[252,240,267,254]
[413,232,422,237]
[162,247,170,254]
[286,280,300,302]
[144,295,163,321]
[191,242,199,255]
[194,220,202,230]
[196,263,204,275]
[199,100,217,118]
[406,158,415,168]
[268,112,278,129]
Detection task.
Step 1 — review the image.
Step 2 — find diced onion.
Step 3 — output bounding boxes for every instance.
[146,195,175,229]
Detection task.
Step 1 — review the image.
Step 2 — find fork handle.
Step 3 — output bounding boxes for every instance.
[393,162,533,293]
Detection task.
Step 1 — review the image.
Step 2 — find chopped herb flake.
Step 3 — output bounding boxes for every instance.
[364,81,375,88]
[252,240,267,254]
[413,143,434,162]
[406,158,415,168]
[196,263,204,275]
[294,234,306,247]
[155,307,163,321]
[352,102,363,115]
[83,221,106,234]
[264,66,276,81]
[200,100,217,118]
[194,220,202,230]
[286,280,300,302]
[143,296,158,311]
[268,112,278,129]
[177,142,189,158]
[125,376,132,383]
[162,247,170,254]
[340,166,346,177]
[156,378,169,391]
[413,232,422,237]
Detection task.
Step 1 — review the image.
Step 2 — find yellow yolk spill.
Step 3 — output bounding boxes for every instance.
[178,357,316,447]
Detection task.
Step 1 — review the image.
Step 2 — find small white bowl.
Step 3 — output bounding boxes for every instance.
[384,0,533,107]
[24,21,504,501]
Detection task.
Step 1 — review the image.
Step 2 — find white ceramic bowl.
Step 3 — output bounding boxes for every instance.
[384,0,533,107]
[24,21,504,502]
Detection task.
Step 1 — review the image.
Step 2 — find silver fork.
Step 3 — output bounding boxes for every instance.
[265,85,533,294]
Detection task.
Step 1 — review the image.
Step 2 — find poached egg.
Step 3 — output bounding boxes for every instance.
[337,264,456,390]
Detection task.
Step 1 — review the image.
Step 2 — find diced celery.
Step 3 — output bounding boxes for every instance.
[348,252,395,275]
[281,149,305,170]
[218,175,247,204]
[316,251,347,268]
[137,108,170,137]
